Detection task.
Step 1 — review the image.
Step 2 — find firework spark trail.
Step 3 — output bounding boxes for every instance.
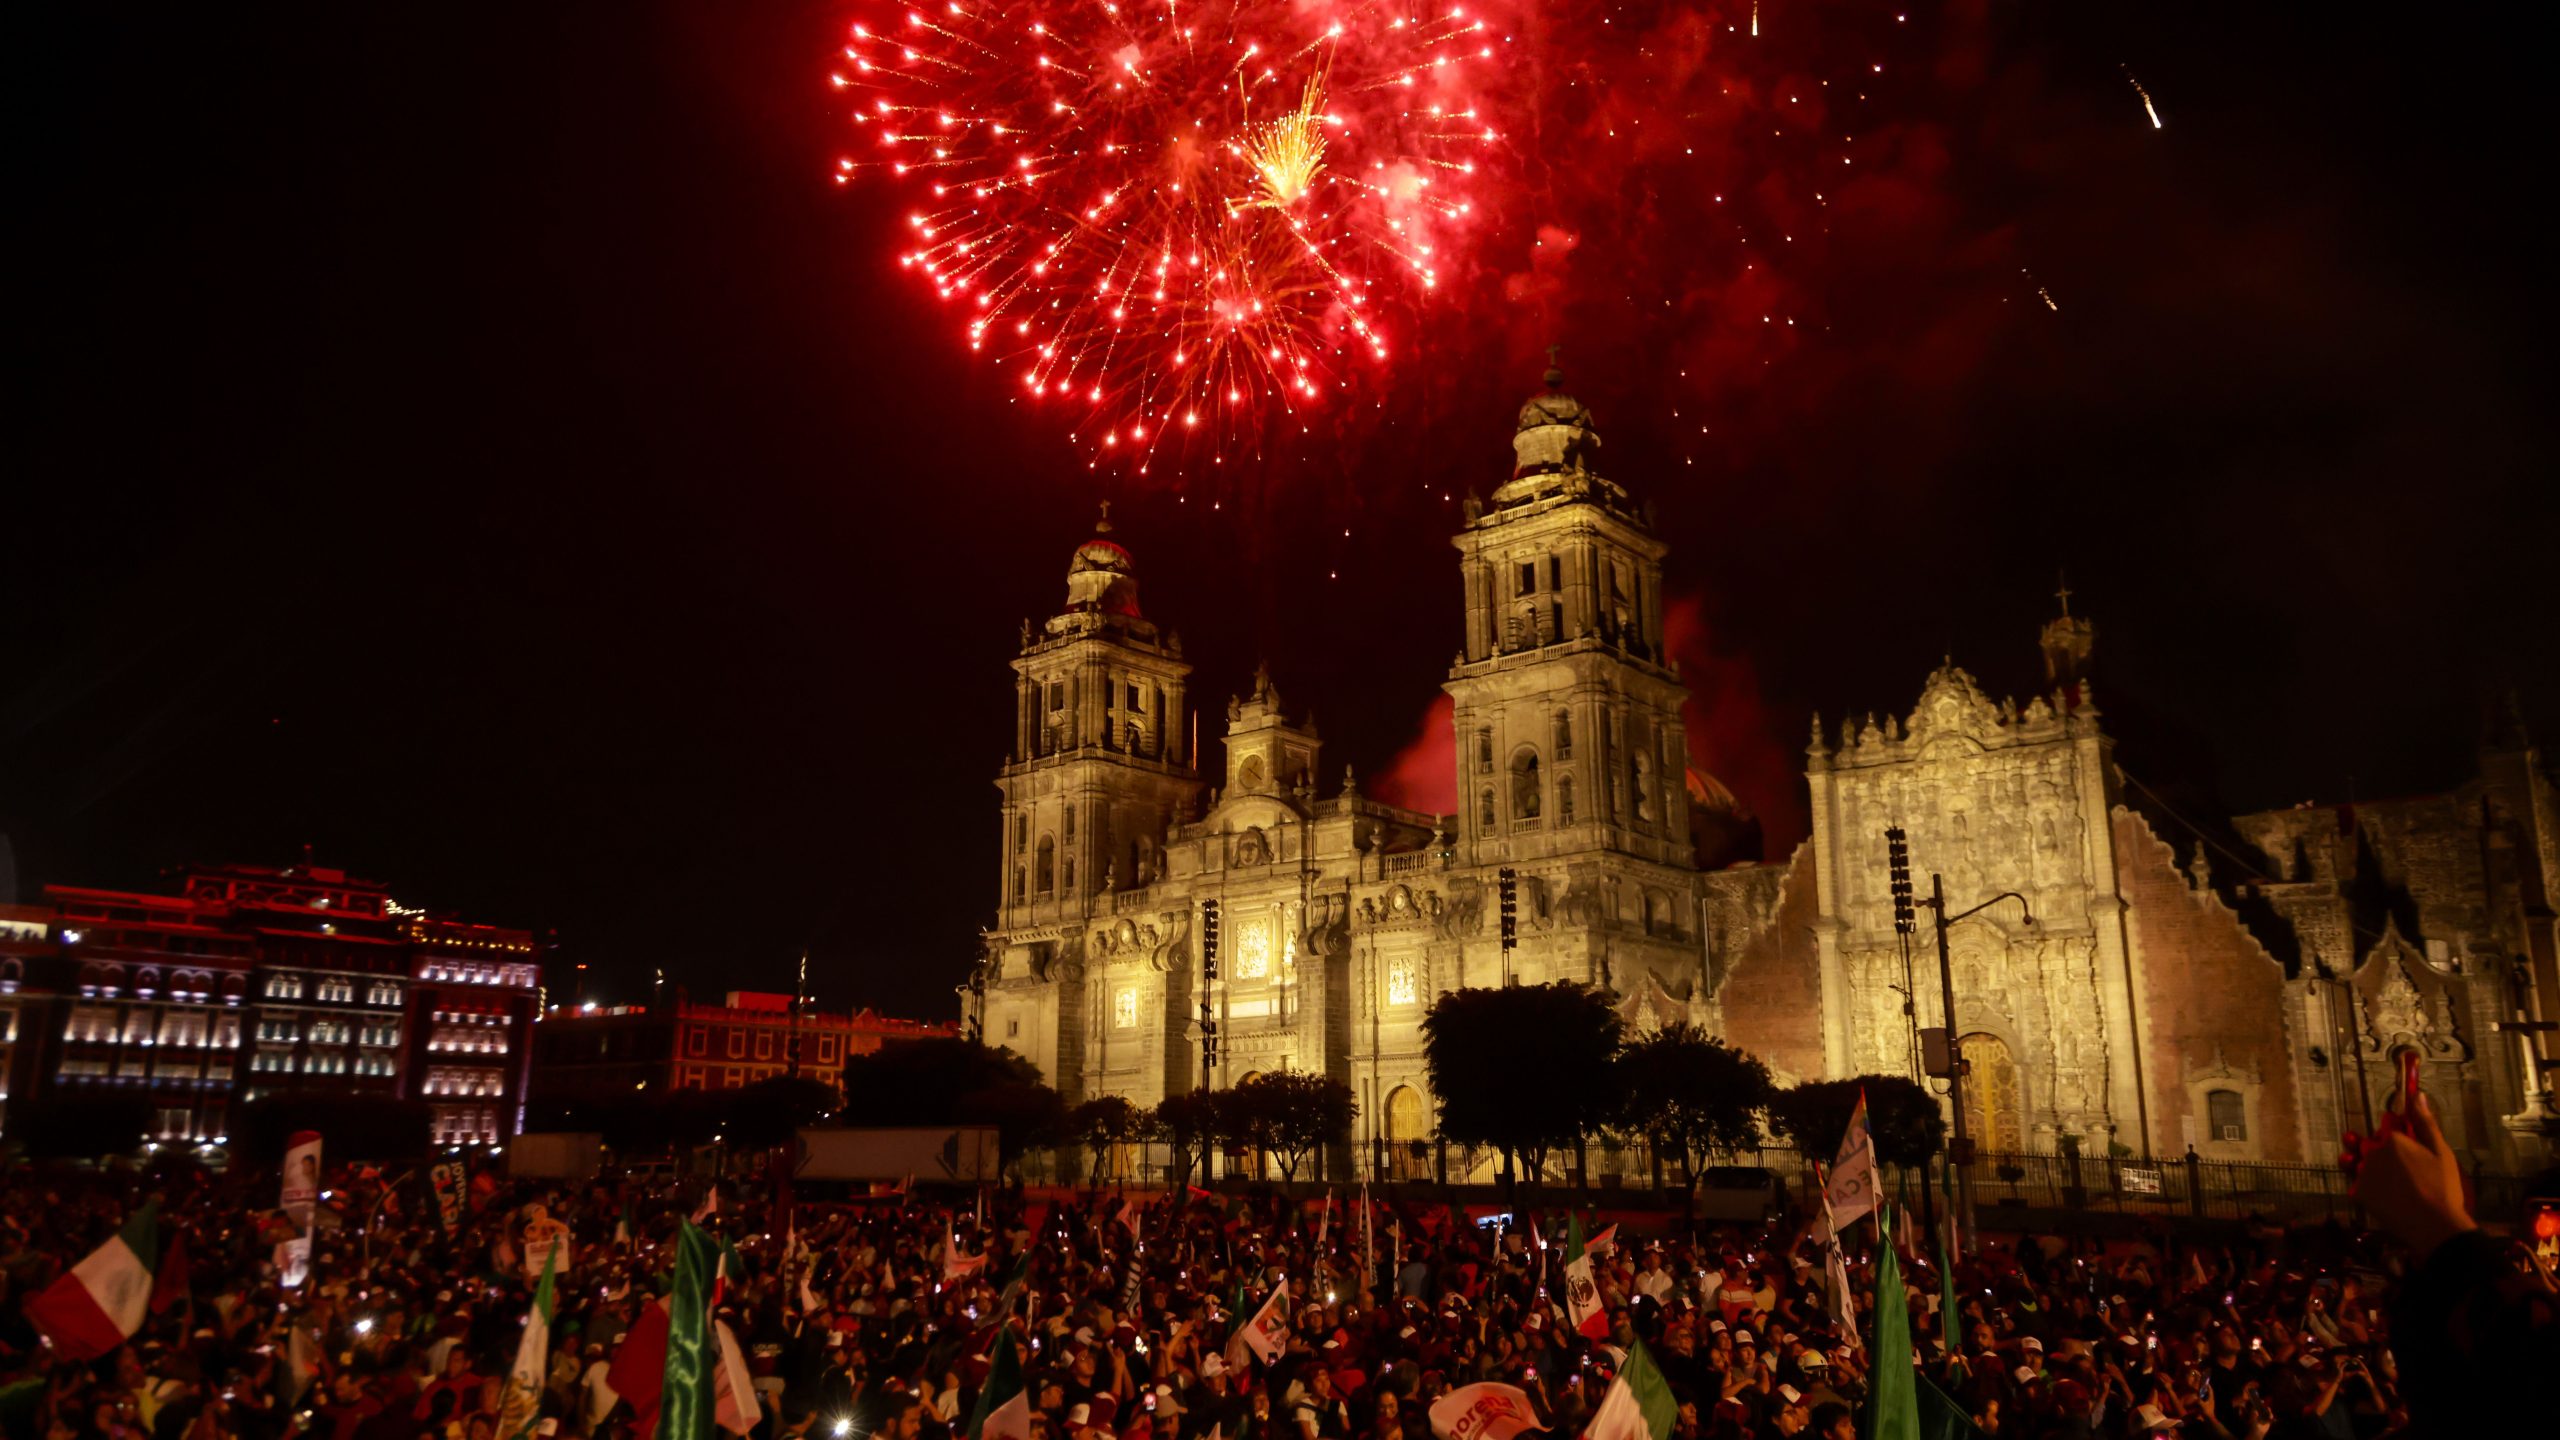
[2123,65,2162,128]
[832,0,1501,471]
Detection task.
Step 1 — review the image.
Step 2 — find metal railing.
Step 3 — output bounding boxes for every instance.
[1000,1138,2532,1229]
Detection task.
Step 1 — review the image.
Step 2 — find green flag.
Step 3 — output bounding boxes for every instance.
[1585,1337,1678,1440]
[500,1249,558,1440]
[660,1221,718,1440]
[1864,1204,1921,1440]
[1915,1375,1987,1440]
[1937,1238,1960,1352]
[965,1328,1032,1440]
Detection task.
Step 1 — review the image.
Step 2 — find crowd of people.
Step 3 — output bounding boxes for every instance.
[1,1095,2548,1440]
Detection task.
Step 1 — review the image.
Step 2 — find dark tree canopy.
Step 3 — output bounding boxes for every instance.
[1149,1089,1220,1189]
[1219,1071,1355,1184]
[1765,1074,1947,1169]
[1612,1023,1774,1198]
[231,1094,433,1167]
[1066,1094,1148,1185]
[11,1093,155,1160]
[727,1074,844,1150]
[836,1038,1066,1162]
[1421,981,1623,1184]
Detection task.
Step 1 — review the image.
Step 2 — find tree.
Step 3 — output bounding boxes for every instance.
[231,1093,433,1167]
[12,1093,154,1160]
[1221,1071,1355,1185]
[1150,1089,1220,1190]
[1421,982,1624,1197]
[1066,1094,1147,1188]
[1765,1075,1946,1170]
[838,1038,1067,1164]
[1612,1024,1774,1216]
[727,1075,843,1150]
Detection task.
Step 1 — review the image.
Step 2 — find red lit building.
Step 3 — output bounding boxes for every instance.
[0,861,538,1148]
[529,990,956,1105]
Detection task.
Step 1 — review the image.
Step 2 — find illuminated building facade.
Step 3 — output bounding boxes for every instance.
[975,366,2559,1177]
[526,990,956,1106]
[0,860,540,1147]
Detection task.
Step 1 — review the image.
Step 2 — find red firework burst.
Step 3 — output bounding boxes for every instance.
[832,0,1502,469]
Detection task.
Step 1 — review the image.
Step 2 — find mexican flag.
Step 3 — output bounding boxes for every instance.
[663,1222,719,1440]
[1561,1216,1609,1340]
[1231,1278,1292,1365]
[1584,1339,1677,1440]
[1865,1204,1921,1440]
[500,1249,558,1440]
[964,1328,1032,1440]
[26,1202,160,1360]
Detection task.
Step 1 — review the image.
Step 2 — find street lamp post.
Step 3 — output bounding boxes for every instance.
[1889,825,2033,1257]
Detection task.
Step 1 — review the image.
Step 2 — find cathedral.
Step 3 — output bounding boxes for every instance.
[973,366,2560,1180]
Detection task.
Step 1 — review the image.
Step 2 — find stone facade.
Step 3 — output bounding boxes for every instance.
[971,373,2560,1178]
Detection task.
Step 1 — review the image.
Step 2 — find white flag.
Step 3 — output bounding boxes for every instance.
[1824,1092,1877,1229]
[943,1224,987,1283]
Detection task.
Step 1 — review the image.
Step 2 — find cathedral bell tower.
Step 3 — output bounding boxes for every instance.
[997,507,1200,929]
[1444,353,1693,869]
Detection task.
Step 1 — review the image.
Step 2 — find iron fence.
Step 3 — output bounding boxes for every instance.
[1008,1138,2530,1229]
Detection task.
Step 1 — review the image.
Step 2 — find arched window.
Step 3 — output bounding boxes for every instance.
[1510,747,1543,821]
[2206,1088,2247,1141]
[1554,711,1573,758]
[1013,867,1027,902]
[1036,837,1056,894]
[1476,730,1495,774]
[1478,789,1497,830]
[1557,775,1575,824]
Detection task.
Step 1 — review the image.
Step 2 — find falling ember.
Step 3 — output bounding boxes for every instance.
[2123,66,2163,129]
[828,0,1501,467]
[2024,268,2059,311]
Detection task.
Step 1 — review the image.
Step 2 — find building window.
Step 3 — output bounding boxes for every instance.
[1013,867,1027,903]
[318,978,354,1005]
[1063,806,1075,841]
[1386,956,1418,1008]
[1478,788,1497,830]
[726,1031,744,1060]
[755,1033,773,1060]
[1036,837,1056,894]
[2207,1088,2246,1142]
[1557,775,1575,824]
[1547,555,1561,590]
[1476,730,1493,774]
[1517,561,1537,594]
[1555,711,1572,758]
[1114,987,1138,1029]
[1510,748,1542,821]
[1006,1018,1021,1038]
[264,975,303,1001]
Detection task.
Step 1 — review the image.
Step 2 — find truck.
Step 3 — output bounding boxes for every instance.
[794,1126,1001,1185]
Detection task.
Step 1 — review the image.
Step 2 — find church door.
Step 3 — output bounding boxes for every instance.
[1384,1085,1427,1181]
[1959,1032,2027,1155]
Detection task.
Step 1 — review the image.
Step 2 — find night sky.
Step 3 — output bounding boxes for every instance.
[13,3,2553,1021]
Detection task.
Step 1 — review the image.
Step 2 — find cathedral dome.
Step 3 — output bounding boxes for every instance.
[1064,505,1142,616]
[1511,350,1601,479]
